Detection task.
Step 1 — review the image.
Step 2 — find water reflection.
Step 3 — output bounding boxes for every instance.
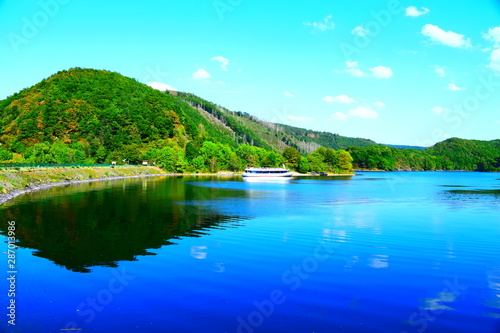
[438,187,500,208]
[486,269,500,319]
[242,177,293,183]
[0,177,248,273]
[190,245,208,260]
[446,188,500,197]
[422,291,457,311]
[368,254,389,269]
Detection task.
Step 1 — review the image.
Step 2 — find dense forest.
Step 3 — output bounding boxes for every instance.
[0,68,355,174]
[348,138,500,171]
[0,68,498,173]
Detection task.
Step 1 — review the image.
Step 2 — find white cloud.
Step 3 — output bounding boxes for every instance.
[351,26,367,36]
[405,6,430,17]
[431,106,447,115]
[331,112,348,120]
[215,80,225,85]
[489,48,500,72]
[434,66,446,77]
[399,50,418,55]
[346,61,358,68]
[330,106,379,120]
[323,94,356,104]
[483,26,500,47]
[348,106,379,119]
[373,101,385,108]
[336,61,392,79]
[284,90,295,98]
[421,24,471,48]
[303,15,335,32]
[337,61,367,77]
[447,82,465,91]
[192,69,211,80]
[211,56,229,71]
[345,68,367,77]
[147,82,177,92]
[288,115,314,121]
[370,66,393,79]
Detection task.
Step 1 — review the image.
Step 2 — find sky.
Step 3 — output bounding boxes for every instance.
[1,0,500,146]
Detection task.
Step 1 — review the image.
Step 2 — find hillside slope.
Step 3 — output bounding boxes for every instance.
[0,68,376,158]
[348,137,500,171]
[0,68,241,158]
[0,68,361,173]
[1,68,497,173]
[171,92,376,153]
[426,138,500,171]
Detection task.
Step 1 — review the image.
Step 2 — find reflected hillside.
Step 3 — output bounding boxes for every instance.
[0,176,248,273]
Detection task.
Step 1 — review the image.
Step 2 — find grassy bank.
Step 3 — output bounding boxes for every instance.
[0,166,166,192]
[0,166,355,205]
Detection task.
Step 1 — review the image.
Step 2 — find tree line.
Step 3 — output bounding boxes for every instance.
[0,68,498,174]
[348,138,500,171]
[0,139,354,174]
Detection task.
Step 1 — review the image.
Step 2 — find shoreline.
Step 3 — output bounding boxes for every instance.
[4,168,483,206]
[0,173,169,205]
[0,168,355,206]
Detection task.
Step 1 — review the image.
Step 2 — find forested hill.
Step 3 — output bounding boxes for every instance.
[170,92,376,152]
[426,138,500,171]
[348,138,500,171]
[0,68,498,173]
[0,68,364,173]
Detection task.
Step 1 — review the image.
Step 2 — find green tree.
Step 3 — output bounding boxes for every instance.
[0,148,13,161]
[157,147,177,172]
[191,156,205,171]
[298,157,310,173]
[263,152,279,167]
[307,151,327,172]
[185,142,200,161]
[337,150,353,173]
[282,147,301,169]
[236,144,258,167]
[200,141,221,172]
[96,146,107,163]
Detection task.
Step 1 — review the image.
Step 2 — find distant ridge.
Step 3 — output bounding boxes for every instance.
[174,92,377,153]
[0,68,370,173]
[0,68,498,172]
[384,144,426,150]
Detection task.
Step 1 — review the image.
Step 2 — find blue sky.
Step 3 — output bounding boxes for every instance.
[1,0,499,146]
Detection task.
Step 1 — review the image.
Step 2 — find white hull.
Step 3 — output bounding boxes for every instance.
[242,167,293,178]
[242,172,294,178]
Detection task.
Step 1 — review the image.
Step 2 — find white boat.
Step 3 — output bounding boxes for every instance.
[242,167,294,178]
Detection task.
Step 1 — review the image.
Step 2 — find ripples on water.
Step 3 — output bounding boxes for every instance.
[0,172,500,332]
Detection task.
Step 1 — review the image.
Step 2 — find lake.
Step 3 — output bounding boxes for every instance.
[1,172,500,333]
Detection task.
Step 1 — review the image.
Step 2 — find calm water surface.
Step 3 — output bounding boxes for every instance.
[1,172,500,333]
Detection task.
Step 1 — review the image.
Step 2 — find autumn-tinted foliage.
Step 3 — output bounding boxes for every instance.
[0,68,355,172]
[1,68,496,173]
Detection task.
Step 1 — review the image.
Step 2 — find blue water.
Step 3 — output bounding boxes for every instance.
[1,172,500,332]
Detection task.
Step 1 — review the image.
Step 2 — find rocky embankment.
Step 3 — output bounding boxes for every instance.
[0,166,167,205]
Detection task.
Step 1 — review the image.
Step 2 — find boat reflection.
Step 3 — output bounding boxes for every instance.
[242,177,293,183]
